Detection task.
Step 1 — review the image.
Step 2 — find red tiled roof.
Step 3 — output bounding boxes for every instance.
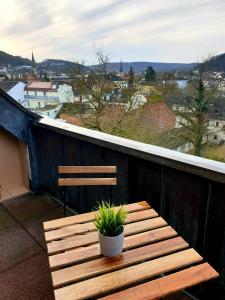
[141,102,176,131]
[59,114,81,126]
[25,81,55,91]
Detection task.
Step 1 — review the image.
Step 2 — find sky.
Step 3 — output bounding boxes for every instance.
[1,0,225,64]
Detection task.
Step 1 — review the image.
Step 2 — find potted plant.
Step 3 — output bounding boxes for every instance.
[93,201,127,257]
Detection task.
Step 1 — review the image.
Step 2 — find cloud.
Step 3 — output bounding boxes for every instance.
[1,0,225,63]
[79,0,132,21]
[6,0,52,34]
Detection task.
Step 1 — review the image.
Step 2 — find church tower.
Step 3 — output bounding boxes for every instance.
[32,51,35,64]
[119,59,123,73]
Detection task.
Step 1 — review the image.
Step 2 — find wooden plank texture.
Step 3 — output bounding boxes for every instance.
[44,201,150,231]
[54,249,203,300]
[52,237,188,288]
[58,178,117,186]
[45,209,158,242]
[100,263,219,300]
[49,226,178,269]
[47,217,167,254]
[58,166,117,174]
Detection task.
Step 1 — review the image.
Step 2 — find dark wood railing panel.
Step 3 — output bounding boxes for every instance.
[31,122,225,299]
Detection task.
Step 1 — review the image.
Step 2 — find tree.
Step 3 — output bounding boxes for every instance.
[43,73,50,81]
[69,50,140,133]
[119,60,123,73]
[176,59,211,156]
[109,83,142,135]
[144,66,156,82]
[128,66,134,87]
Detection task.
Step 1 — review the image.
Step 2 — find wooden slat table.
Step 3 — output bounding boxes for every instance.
[43,201,218,300]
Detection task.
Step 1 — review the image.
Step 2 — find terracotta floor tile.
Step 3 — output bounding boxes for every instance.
[0,224,41,272]
[2,192,60,222]
[0,193,73,299]
[0,207,17,232]
[0,251,54,300]
[23,206,73,248]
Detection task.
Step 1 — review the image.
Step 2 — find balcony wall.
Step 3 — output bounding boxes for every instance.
[31,119,225,289]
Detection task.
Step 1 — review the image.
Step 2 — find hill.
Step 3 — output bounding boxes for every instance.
[37,59,89,72]
[0,50,32,67]
[204,53,225,72]
[0,50,197,73]
[102,62,197,73]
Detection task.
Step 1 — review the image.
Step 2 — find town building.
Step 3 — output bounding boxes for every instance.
[0,81,26,105]
[24,81,59,109]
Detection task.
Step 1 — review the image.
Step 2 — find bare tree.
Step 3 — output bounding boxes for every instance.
[69,49,143,133]
[110,83,143,135]
[69,49,113,131]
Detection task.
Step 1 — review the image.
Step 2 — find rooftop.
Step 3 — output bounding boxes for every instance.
[25,80,55,91]
[0,81,19,92]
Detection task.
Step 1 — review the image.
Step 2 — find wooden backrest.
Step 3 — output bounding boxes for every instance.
[58,166,117,186]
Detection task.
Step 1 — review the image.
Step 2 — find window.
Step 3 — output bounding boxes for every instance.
[43,91,46,96]
[214,135,217,140]
[216,121,219,127]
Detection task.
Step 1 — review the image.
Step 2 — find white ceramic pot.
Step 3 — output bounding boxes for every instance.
[98,230,124,257]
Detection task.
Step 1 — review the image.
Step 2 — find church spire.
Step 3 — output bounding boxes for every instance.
[119,59,123,73]
[32,51,35,64]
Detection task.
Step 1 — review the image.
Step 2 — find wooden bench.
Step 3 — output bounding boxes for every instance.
[43,201,218,300]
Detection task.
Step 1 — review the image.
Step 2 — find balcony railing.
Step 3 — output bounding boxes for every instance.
[0,88,225,299]
[30,118,225,298]
[24,95,59,101]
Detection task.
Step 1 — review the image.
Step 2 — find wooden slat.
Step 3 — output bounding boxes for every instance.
[54,249,203,300]
[52,237,188,288]
[58,178,117,186]
[44,201,150,231]
[47,217,167,255]
[125,217,167,236]
[58,166,117,174]
[49,226,178,269]
[45,209,158,242]
[100,263,219,300]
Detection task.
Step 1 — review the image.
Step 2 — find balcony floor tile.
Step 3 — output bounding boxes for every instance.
[0,251,54,300]
[2,192,60,222]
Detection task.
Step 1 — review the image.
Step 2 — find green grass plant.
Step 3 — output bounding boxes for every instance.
[93,201,127,237]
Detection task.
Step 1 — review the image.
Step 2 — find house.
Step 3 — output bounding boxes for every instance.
[72,79,120,103]
[24,80,59,109]
[57,83,74,103]
[0,69,9,80]
[168,96,225,146]
[114,80,128,89]
[207,100,225,144]
[95,80,119,102]
[140,101,176,132]
[207,119,225,144]
[0,81,26,105]
[130,91,148,109]
[139,85,160,97]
